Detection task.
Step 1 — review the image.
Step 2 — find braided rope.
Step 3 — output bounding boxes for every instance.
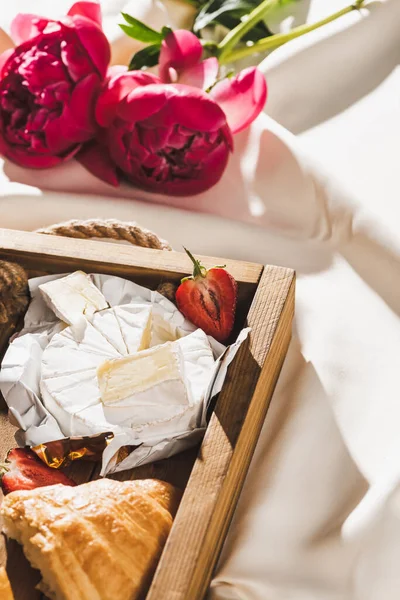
[0,261,29,325]
[36,219,172,251]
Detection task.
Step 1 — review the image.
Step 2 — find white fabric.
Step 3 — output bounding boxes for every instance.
[0,1,400,599]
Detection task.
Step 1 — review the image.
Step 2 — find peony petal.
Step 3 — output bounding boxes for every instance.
[127,138,230,197]
[108,126,131,173]
[0,134,9,156]
[65,72,100,130]
[220,122,234,152]
[3,144,72,168]
[60,30,94,81]
[210,67,267,134]
[170,140,231,195]
[45,115,90,153]
[0,49,14,78]
[106,64,128,81]
[167,84,227,132]
[10,14,50,45]
[159,29,203,83]
[67,2,102,27]
[178,57,219,91]
[20,52,67,91]
[71,15,110,79]
[137,125,171,153]
[45,79,99,154]
[95,71,160,127]
[76,139,119,186]
[117,84,169,123]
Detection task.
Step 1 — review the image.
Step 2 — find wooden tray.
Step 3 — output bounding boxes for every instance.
[0,228,295,600]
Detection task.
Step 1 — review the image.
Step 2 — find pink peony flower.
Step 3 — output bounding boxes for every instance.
[84,30,267,196]
[0,2,110,169]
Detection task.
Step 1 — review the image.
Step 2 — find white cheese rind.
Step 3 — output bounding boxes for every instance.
[39,271,108,325]
[40,321,121,436]
[97,329,214,430]
[176,329,215,407]
[91,304,152,356]
[41,322,215,438]
[97,342,189,413]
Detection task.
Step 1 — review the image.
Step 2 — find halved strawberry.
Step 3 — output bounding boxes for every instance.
[176,248,238,343]
[0,448,76,495]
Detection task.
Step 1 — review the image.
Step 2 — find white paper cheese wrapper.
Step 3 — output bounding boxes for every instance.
[0,273,249,475]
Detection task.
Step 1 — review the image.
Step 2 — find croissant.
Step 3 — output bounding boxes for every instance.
[1,478,180,600]
[0,567,14,600]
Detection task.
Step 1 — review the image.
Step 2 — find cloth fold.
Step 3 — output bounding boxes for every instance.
[1,1,400,599]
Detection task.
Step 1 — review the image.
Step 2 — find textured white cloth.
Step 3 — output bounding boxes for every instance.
[1,1,400,599]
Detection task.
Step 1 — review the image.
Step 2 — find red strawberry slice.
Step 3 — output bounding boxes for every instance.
[176,248,238,343]
[0,448,76,495]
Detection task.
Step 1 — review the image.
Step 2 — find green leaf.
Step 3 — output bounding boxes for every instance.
[120,13,163,43]
[128,44,161,71]
[193,0,271,41]
[161,26,173,39]
[179,0,204,5]
[216,11,271,40]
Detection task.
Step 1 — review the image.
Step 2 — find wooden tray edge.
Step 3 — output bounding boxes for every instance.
[147,266,295,599]
[0,229,263,285]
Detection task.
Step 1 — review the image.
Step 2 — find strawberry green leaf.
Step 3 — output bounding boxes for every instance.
[183,247,207,279]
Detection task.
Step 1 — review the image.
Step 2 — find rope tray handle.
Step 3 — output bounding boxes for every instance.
[36,219,177,302]
[36,219,172,251]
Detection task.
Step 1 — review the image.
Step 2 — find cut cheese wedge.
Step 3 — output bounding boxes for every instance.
[40,310,215,438]
[92,304,152,355]
[98,341,189,406]
[39,271,108,325]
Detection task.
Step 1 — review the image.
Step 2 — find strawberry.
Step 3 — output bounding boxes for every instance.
[176,248,238,343]
[0,448,76,495]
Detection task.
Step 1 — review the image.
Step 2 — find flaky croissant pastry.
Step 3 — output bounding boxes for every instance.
[0,567,14,600]
[1,478,180,600]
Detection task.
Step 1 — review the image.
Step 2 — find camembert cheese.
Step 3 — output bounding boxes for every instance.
[98,341,189,406]
[40,306,215,437]
[92,304,152,355]
[39,271,109,325]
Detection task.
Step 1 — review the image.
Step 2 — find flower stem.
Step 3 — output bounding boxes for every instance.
[201,39,219,51]
[219,0,366,65]
[217,0,281,61]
